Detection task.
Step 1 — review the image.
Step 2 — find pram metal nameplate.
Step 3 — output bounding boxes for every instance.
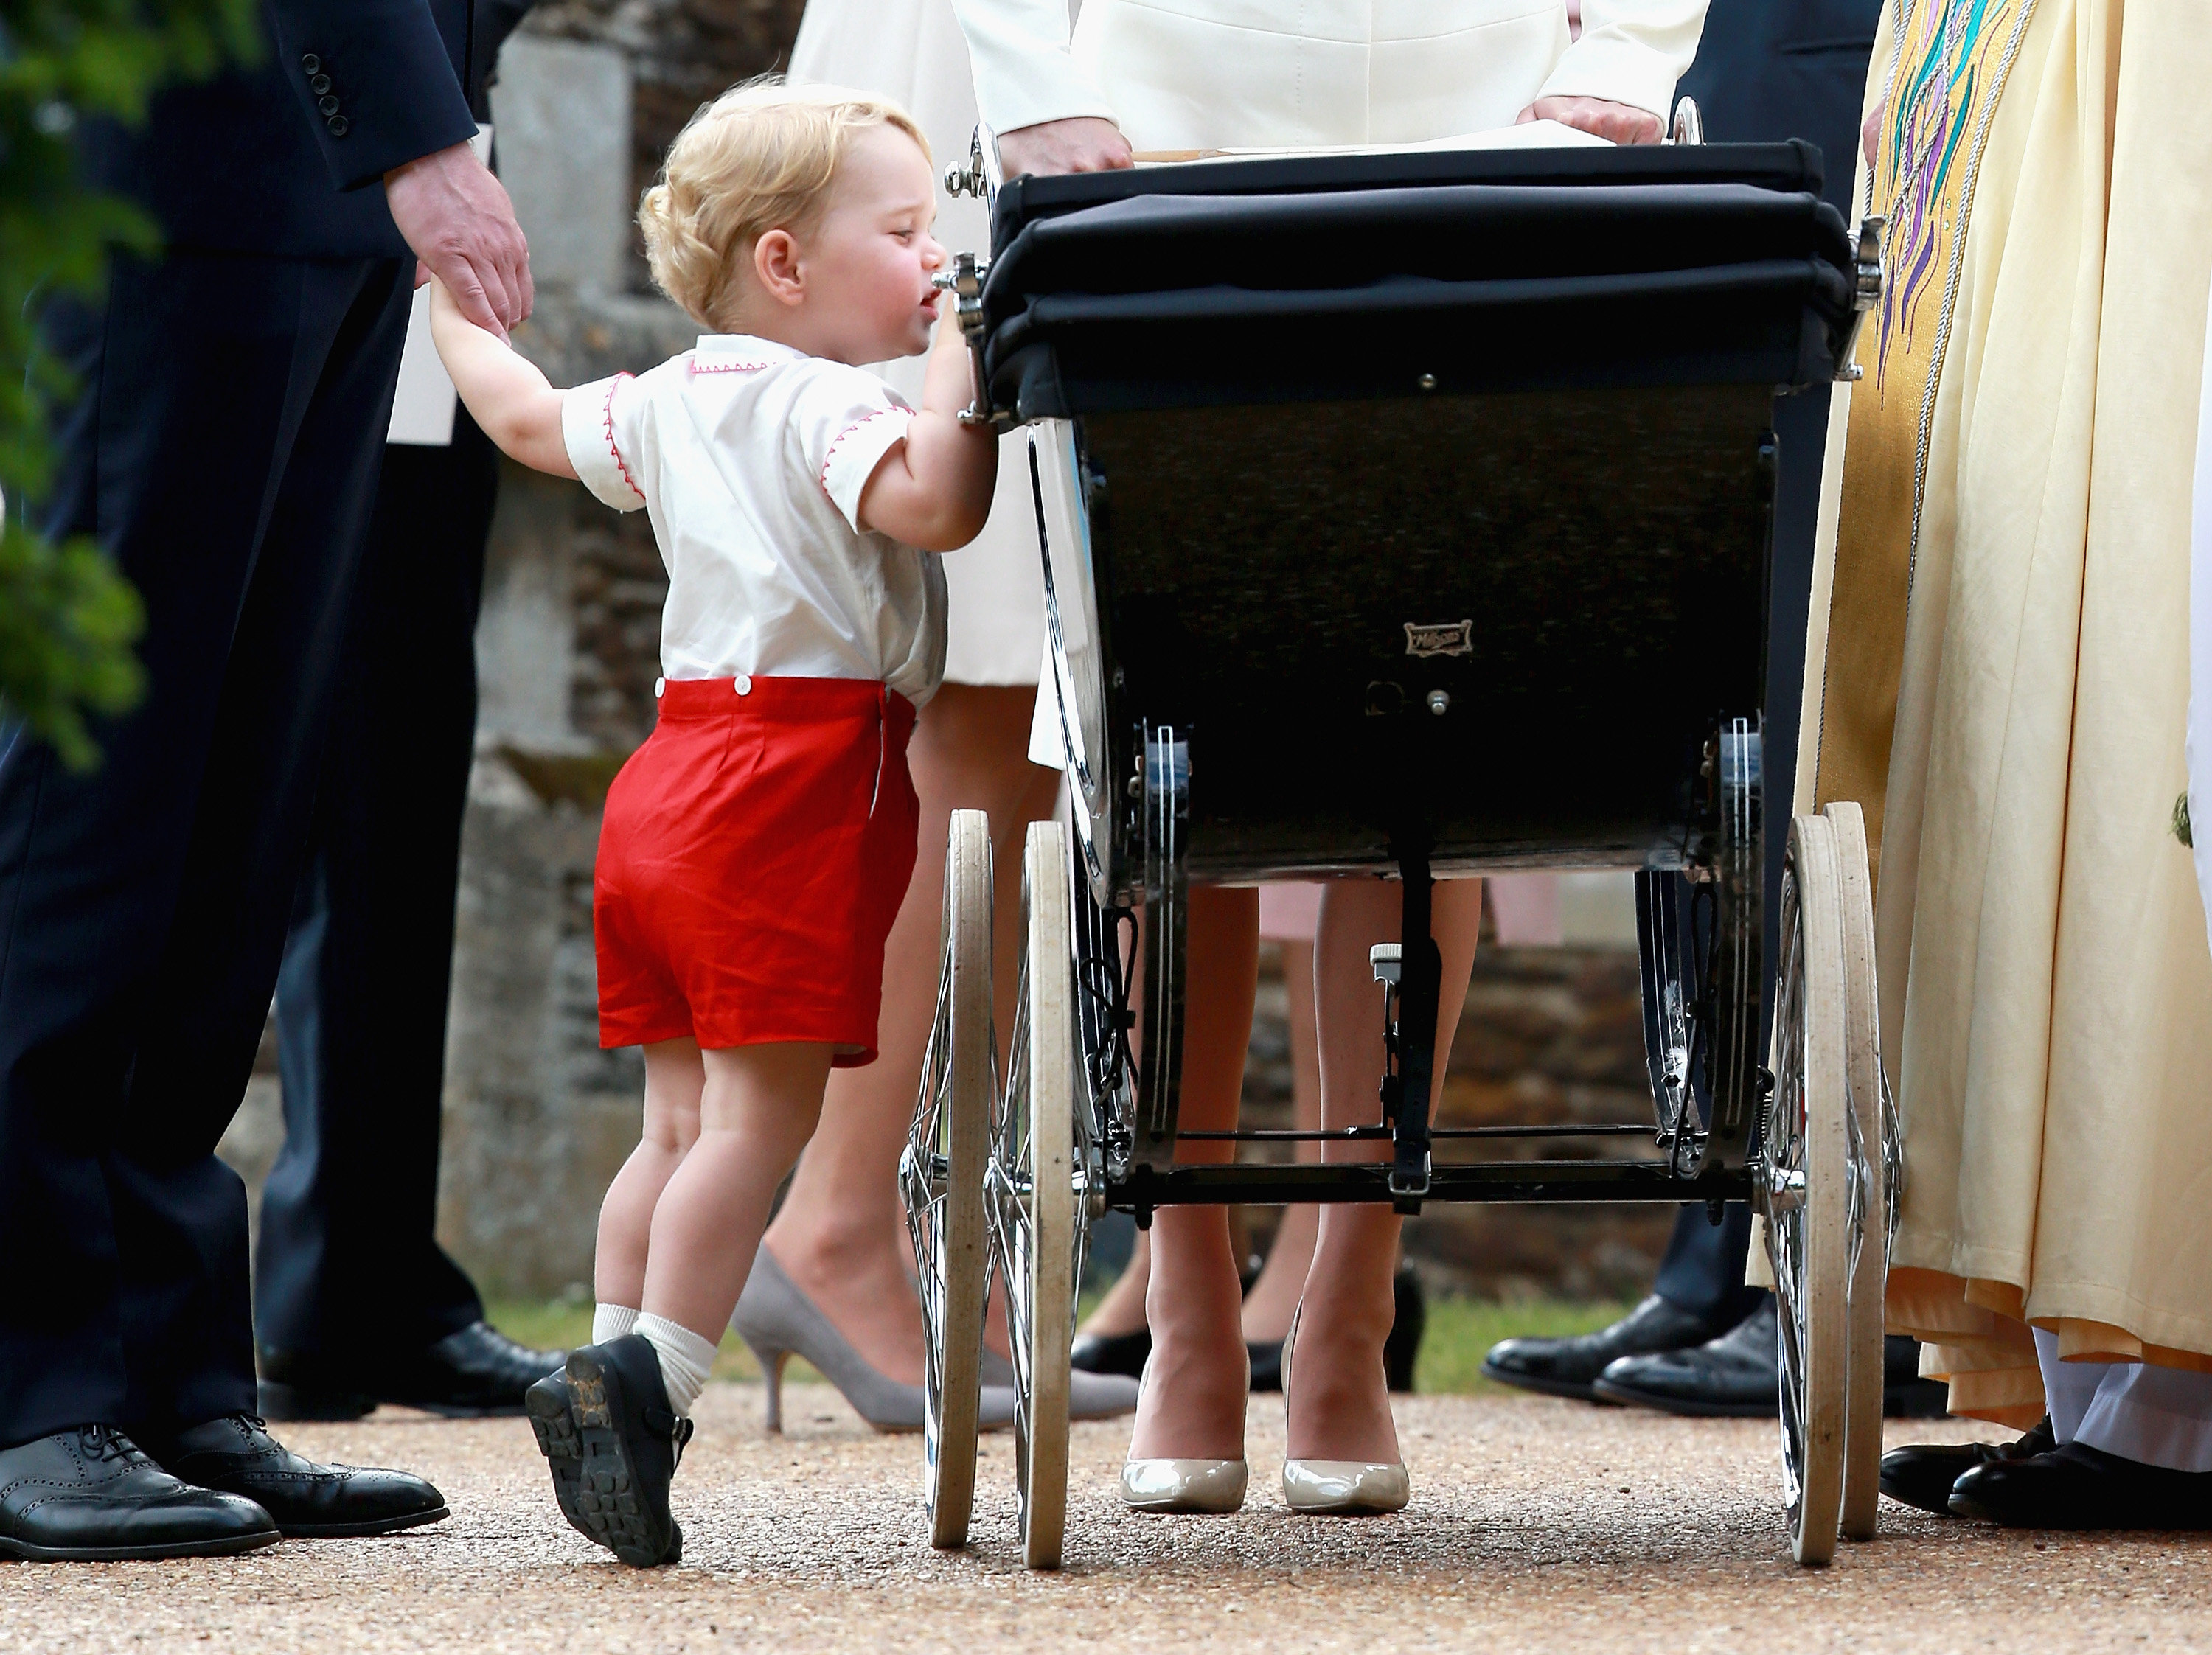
[1404,620,1474,658]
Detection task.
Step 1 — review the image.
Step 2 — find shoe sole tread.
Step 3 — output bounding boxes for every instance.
[535,1353,675,1567]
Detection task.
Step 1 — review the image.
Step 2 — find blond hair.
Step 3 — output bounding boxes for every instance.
[638,77,930,333]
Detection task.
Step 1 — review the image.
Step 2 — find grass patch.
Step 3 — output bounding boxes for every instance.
[490,1294,1635,1398]
[1415,1297,1636,1396]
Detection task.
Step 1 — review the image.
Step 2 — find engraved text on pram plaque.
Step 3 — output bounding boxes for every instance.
[1403,621,1474,658]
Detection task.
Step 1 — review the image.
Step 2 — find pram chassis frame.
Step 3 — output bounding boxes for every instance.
[914,129,1891,1569]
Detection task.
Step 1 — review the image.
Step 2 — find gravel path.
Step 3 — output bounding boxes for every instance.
[4,1385,2206,1654]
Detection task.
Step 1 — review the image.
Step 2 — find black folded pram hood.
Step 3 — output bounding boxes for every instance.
[979,140,1859,418]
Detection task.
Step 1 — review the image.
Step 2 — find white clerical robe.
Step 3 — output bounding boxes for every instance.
[948,0,1708,148]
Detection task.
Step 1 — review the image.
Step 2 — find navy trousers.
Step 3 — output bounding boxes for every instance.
[0,251,412,1448]
[1648,0,1881,1322]
[252,411,500,1365]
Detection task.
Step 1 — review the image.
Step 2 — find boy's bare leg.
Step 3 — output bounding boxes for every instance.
[641,1042,835,1343]
[760,685,1058,1382]
[594,1039,707,1311]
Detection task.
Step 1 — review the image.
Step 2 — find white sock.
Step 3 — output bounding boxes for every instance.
[592,1303,641,1345]
[635,1313,717,1417]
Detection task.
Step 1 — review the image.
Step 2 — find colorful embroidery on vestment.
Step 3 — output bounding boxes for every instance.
[1874,0,2023,397]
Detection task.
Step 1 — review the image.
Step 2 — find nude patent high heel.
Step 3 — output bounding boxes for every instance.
[1119,1456,1250,1512]
[1279,1304,1410,1515]
[1117,1351,1249,1513]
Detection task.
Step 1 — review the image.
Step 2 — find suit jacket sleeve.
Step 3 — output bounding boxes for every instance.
[947,0,1117,135]
[1538,0,1711,121]
[268,0,481,190]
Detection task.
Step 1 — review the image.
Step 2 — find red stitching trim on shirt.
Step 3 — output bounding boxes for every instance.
[603,372,644,503]
[818,408,909,509]
[688,355,773,374]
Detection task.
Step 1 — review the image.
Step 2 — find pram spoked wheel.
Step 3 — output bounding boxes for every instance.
[987,820,1085,1570]
[1761,813,1854,1566]
[1826,801,1892,1544]
[899,810,994,1550]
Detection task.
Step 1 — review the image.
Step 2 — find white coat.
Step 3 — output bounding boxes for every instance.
[947,0,1708,149]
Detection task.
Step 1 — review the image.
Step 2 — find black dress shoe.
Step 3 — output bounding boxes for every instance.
[0,1426,279,1561]
[156,1415,448,1539]
[1593,1296,1779,1415]
[1481,1294,1738,1401]
[1070,1327,1151,1382]
[260,1321,567,1421]
[1879,1416,2056,1514]
[531,1335,689,1567]
[1950,1442,2212,1530]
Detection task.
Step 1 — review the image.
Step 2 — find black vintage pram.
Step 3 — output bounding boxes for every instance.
[900,116,1895,1570]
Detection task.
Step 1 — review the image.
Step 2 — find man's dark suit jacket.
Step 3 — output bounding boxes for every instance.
[77,0,482,259]
[1677,0,1880,215]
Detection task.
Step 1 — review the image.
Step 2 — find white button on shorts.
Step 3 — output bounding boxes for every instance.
[654,677,666,698]
[735,675,754,696]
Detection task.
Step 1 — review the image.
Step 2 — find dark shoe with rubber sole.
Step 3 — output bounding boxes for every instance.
[1950,1441,2212,1529]
[0,1426,279,1562]
[1879,1416,2055,1514]
[155,1414,448,1539]
[532,1335,691,1567]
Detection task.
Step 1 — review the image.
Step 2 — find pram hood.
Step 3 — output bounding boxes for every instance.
[978,140,1859,419]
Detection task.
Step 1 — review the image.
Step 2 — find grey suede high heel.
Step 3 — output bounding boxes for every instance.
[731,1247,1017,1434]
[979,1348,1141,1421]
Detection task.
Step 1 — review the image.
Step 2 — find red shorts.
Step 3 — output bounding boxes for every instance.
[594,676,919,1062]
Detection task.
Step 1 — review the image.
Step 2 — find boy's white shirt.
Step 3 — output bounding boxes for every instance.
[947,0,1708,147]
[563,336,947,707]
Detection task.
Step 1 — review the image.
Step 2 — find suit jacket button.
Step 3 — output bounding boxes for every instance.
[300,52,321,74]
[310,74,331,94]
[327,115,349,137]
[318,94,340,116]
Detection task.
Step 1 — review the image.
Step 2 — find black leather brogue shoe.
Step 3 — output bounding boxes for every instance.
[1481,1294,1739,1401]
[261,1320,566,1421]
[1950,1442,2212,1530]
[1592,1296,1779,1415]
[0,1425,279,1561]
[1879,1416,2055,1514]
[535,1336,689,1567]
[157,1415,448,1539]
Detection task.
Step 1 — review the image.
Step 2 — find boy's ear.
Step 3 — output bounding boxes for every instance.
[754,229,806,307]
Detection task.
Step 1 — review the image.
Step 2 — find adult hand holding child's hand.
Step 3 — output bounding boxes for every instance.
[386,140,535,339]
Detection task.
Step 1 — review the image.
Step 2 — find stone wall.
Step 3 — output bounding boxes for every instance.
[220,16,1677,1306]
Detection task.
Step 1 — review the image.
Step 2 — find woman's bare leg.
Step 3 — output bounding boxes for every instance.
[1285,877,1481,1463]
[759,685,1059,1382]
[1240,937,1320,1343]
[1127,886,1259,1460]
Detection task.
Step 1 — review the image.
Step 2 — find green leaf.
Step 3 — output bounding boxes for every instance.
[0,0,261,767]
